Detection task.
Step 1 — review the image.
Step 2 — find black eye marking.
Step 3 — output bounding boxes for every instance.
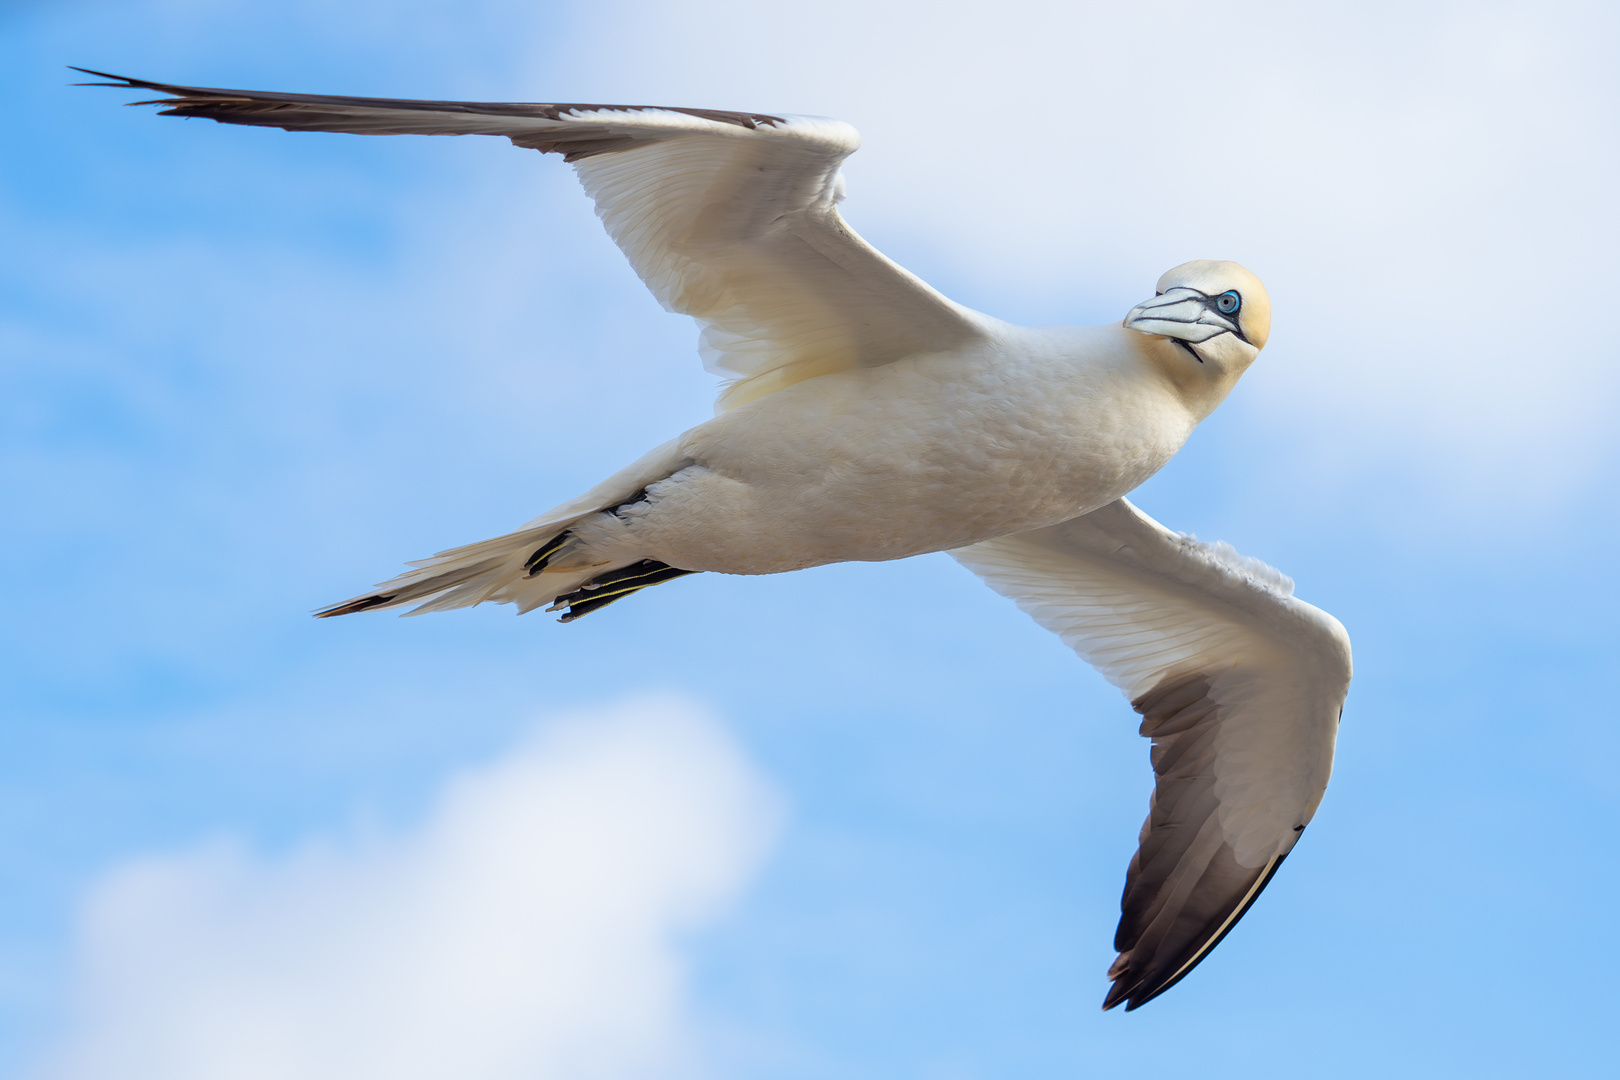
[1190,288,1252,345]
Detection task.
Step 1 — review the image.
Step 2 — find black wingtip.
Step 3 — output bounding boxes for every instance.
[69,66,140,87]
[1102,849,1294,1012]
[70,69,186,106]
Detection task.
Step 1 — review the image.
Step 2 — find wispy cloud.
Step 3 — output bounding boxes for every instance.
[36,698,779,1080]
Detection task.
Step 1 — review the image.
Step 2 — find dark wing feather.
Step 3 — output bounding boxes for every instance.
[1102,673,1294,1010]
[71,68,782,160]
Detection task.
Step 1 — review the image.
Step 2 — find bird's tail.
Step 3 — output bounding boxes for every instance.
[315,438,693,620]
[314,521,595,617]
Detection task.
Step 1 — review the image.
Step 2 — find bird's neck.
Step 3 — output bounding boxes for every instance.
[1135,337,1247,423]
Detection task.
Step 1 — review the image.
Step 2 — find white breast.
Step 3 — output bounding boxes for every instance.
[614,322,1197,575]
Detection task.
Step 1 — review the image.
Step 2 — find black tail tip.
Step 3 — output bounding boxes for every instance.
[314,593,396,618]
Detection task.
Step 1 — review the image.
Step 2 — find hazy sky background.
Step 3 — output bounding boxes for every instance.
[4,1,1618,1077]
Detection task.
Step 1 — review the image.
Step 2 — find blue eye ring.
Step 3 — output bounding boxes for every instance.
[1215,290,1241,316]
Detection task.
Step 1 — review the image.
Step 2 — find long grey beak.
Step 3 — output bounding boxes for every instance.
[1124,288,1238,343]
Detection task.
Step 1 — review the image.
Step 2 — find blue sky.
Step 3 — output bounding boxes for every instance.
[4,0,1618,1077]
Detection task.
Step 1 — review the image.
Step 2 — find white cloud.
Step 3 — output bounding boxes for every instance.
[35,698,779,1080]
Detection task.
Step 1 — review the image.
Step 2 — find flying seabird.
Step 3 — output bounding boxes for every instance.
[83,69,1352,1011]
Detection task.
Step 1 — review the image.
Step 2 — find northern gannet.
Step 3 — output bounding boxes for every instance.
[84,69,1352,1011]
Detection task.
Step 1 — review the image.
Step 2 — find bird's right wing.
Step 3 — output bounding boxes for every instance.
[81,70,990,410]
[950,499,1351,1010]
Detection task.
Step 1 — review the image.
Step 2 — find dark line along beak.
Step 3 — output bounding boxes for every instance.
[1124,288,1243,344]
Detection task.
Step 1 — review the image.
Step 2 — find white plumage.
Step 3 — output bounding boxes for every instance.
[88,69,1352,1011]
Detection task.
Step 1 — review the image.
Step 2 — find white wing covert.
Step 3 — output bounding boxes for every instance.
[951,499,1351,1010]
[82,70,987,409]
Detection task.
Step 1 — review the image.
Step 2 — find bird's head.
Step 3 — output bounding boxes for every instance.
[1124,261,1270,409]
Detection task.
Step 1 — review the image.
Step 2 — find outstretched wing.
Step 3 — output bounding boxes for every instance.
[80,70,988,409]
[951,499,1351,1011]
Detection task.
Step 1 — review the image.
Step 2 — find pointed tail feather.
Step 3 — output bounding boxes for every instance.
[314,439,694,619]
[313,523,593,617]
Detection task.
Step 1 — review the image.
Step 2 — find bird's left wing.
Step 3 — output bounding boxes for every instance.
[80,70,989,410]
[950,499,1351,1010]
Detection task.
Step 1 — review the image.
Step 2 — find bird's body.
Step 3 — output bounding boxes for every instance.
[88,69,1351,1012]
[582,322,1198,576]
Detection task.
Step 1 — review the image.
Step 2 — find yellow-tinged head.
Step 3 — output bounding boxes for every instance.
[1124,260,1271,372]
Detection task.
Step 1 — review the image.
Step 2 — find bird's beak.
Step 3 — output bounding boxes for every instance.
[1124,288,1239,343]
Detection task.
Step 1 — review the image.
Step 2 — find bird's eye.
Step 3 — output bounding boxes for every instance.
[1215,291,1241,315]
